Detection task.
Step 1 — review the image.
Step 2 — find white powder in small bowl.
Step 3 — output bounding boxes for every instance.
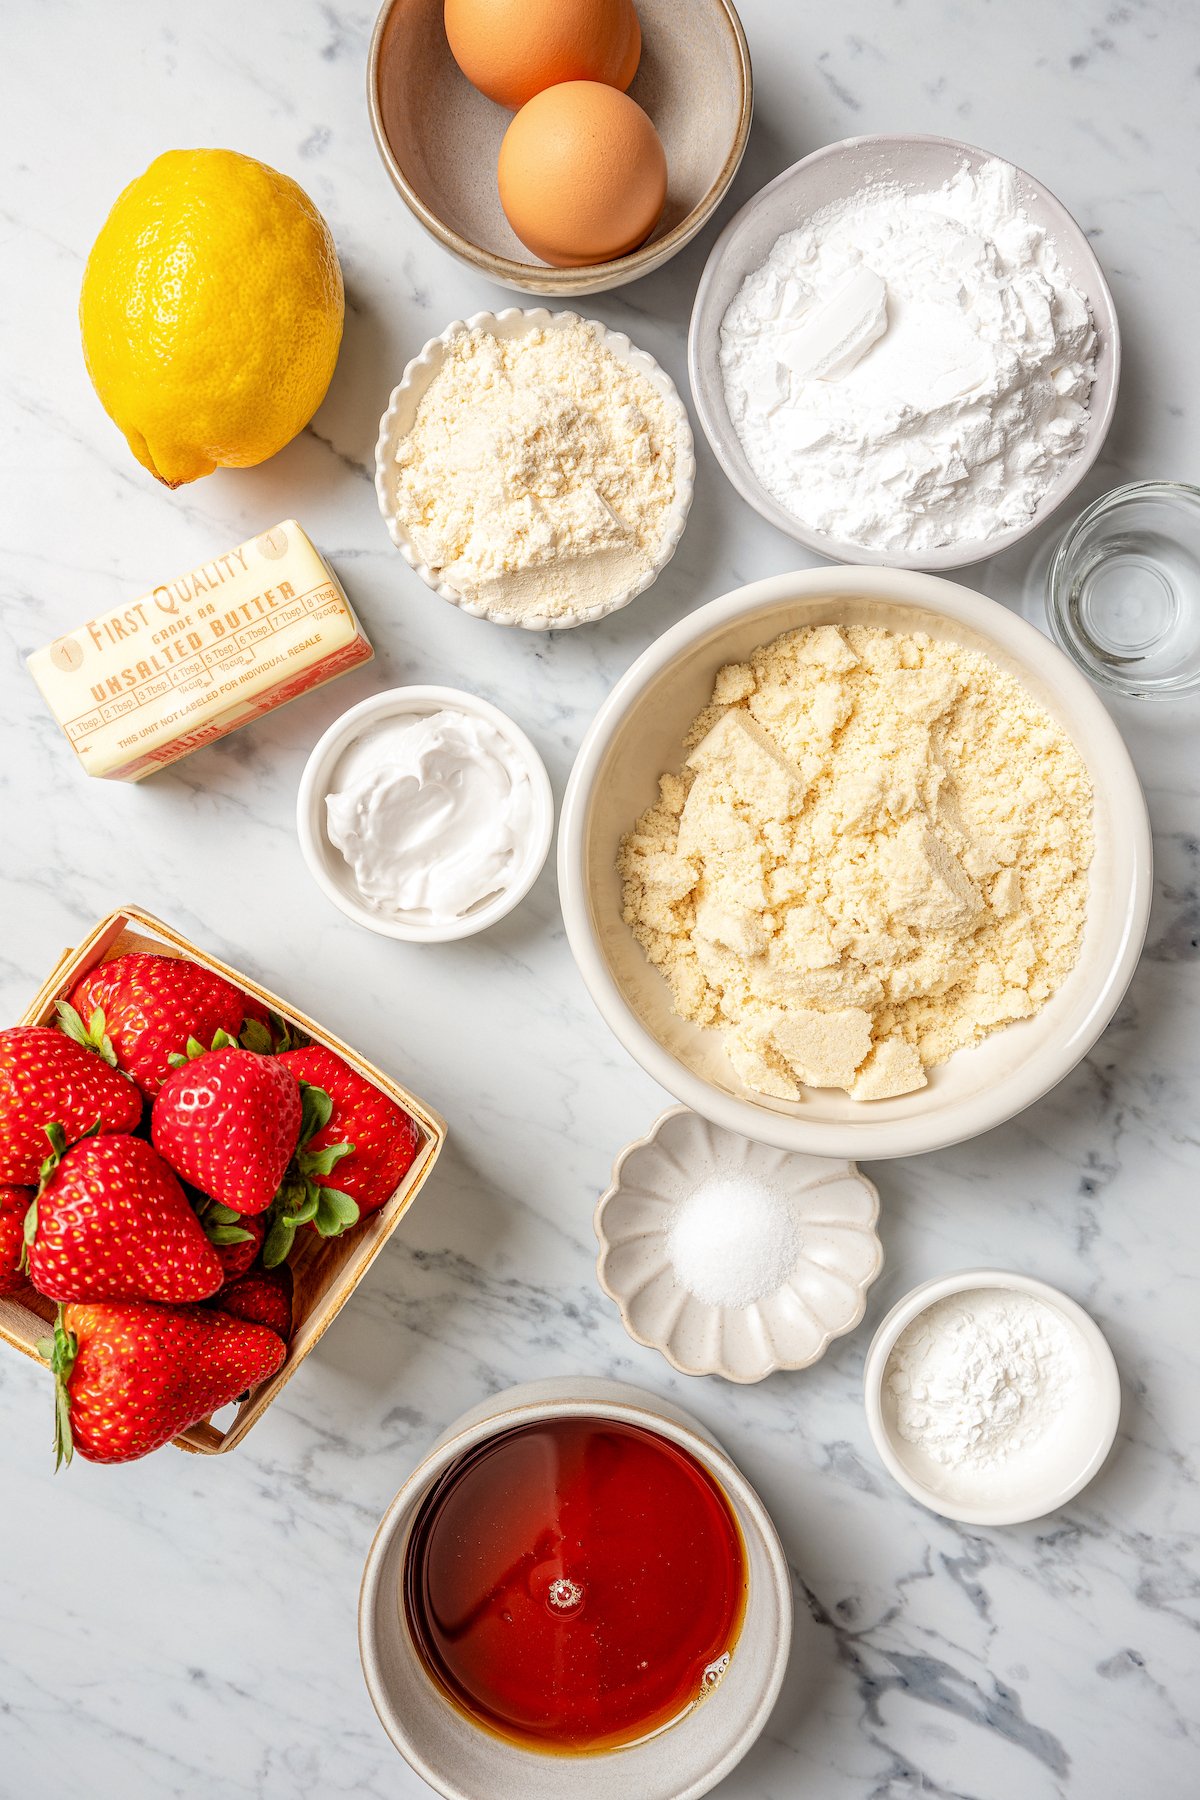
[886,1287,1083,1475]
[665,1175,801,1309]
[390,319,684,625]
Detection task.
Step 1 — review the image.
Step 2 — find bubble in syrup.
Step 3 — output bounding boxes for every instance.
[547,1576,584,1616]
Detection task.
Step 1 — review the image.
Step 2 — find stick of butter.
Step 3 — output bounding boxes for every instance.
[27,521,373,781]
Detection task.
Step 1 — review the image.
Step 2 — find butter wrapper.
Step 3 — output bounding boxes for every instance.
[28,521,373,780]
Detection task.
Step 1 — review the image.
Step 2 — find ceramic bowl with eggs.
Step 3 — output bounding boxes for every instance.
[558,565,1152,1160]
[368,0,752,295]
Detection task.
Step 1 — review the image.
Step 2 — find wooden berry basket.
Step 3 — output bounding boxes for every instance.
[0,905,447,1456]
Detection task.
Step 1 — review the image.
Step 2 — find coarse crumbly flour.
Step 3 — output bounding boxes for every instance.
[719,159,1097,553]
[618,624,1094,1101]
[390,321,682,623]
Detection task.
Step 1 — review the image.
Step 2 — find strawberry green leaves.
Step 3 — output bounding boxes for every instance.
[166,1029,234,1071]
[54,1000,118,1068]
[261,1082,359,1267]
[197,1201,255,1249]
[239,1010,294,1055]
[38,1308,78,1471]
[36,1118,101,1194]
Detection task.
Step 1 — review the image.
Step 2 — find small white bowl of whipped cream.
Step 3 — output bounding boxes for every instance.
[297,686,554,942]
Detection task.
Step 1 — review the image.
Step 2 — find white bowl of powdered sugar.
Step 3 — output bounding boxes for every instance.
[863,1270,1121,1526]
[688,135,1119,570]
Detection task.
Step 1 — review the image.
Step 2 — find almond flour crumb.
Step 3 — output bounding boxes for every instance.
[617,624,1094,1101]
[389,320,682,624]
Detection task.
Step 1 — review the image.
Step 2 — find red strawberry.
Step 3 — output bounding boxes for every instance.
[26,1132,223,1304]
[59,952,270,1097]
[276,1044,420,1235]
[0,1185,31,1296]
[211,1263,293,1341]
[0,1026,141,1186]
[152,1046,301,1216]
[41,1300,286,1465]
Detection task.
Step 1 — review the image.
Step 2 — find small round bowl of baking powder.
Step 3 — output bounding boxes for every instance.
[297,685,554,943]
[596,1106,882,1382]
[688,134,1119,571]
[863,1269,1121,1527]
[375,308,695,631]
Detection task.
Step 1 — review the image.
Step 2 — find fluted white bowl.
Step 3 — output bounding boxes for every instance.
[375,308,695,631]
[596,1107,882,1382]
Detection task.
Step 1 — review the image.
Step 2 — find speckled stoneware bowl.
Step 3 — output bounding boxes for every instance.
[688,134,1120,571]
[368,0,752,296]
[359,1377,792,1800]
[375,308,695,630]
[596,1107,882,1381]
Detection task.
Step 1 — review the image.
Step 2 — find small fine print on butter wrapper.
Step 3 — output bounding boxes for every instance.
[27,520,374,781]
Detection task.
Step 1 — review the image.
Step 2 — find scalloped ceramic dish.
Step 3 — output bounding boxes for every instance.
[596,1107,882,1382]
[374,308,695,631]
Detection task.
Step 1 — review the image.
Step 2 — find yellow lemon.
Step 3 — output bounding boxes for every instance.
[80,148,344,487]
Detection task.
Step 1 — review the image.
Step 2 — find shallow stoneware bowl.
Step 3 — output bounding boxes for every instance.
[374,309,695,630]
[558,566,1152,1160]
[688,134,1120,570]
[359,1377,792,1800]
[368,0,752,295]
[596,1106,882,1381]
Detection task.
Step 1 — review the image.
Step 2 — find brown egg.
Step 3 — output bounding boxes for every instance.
[445,0,640,110]
[497,82,667,268]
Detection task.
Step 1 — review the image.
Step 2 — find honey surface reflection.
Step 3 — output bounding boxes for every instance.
[403,1417,748,1754]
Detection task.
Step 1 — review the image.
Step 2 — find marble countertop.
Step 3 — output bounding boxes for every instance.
[2,1,1197,1795]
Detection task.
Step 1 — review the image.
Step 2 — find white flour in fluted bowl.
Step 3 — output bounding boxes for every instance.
[719,159,1097,554]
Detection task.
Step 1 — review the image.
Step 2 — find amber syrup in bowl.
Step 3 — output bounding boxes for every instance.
[402,1416,748,1755]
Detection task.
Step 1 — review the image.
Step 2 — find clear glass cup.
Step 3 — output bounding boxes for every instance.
[1046,481,1200,699]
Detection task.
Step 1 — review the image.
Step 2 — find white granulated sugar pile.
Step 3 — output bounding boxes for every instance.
[886,1288,1082,1474]
[719,158,1097,553]
[391,320,681,623]
[665,1175,800,1309]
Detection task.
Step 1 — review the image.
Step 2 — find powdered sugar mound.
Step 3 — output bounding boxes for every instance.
[719,158,1097,553]
[887,1288,1082,1471]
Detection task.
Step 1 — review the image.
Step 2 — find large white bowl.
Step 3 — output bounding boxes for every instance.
[359,1377,792,1800]
[558,567,1152,1160]
[688,135,1120,571]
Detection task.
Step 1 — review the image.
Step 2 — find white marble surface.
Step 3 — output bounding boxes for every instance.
[2,0,1198,1794]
